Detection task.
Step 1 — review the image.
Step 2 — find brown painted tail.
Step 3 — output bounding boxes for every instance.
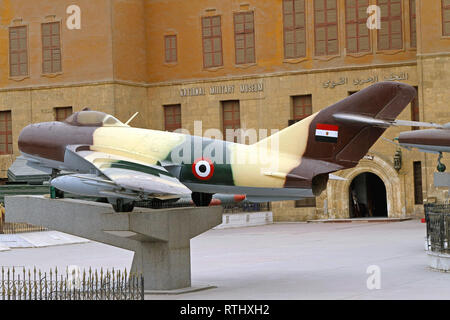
[283,82,416,192]
[304,81,416,167]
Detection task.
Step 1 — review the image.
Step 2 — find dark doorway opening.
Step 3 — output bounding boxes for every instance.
[349,172,387,218]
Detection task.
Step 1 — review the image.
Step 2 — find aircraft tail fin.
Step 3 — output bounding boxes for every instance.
[256,82,416,167]
[262,82,416,192]
[303,81,416,167]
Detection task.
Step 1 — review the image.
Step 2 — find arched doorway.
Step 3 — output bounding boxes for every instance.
[349,172,387,218]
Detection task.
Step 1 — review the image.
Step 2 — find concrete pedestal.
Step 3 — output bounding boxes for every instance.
[5,195,223,291]
[427,251,450,272]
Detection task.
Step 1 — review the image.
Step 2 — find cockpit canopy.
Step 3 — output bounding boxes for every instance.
[63,111,128,127]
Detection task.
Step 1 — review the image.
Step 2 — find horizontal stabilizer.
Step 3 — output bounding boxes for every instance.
[333,113,392,127]
[329,174,347,181]
[333,114,444,129]
[391,120,443,128]
[263,171,308,180]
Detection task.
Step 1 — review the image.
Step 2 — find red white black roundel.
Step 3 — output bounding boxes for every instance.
[192,157,214,180]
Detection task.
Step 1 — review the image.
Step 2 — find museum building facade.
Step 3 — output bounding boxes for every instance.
[0,0,449,220]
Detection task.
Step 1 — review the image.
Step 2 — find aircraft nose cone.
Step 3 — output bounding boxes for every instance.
[18,124,35,154]
[17,122,67,161]
[18,121,95,162]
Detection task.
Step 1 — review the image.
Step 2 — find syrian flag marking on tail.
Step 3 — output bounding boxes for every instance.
[315,124,339,143]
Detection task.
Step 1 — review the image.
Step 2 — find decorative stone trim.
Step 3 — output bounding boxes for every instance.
[327,154,403,219]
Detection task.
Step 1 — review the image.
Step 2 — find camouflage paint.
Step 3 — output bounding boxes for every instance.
[18,82,417,194]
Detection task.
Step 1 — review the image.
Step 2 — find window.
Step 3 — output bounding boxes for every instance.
[9,26,28,77]
[377,0,403,50]
[234,12,256,64]
[42,22,62,74]
[55,106,73,122]
[202,16,223,68]
[164,35,177,63]
[0,111,12,155]
[288,95,312,126]
[345,0,370,53]
[443,0,450,36]
[222,100,240,142]
[410,87,419,130]
[283,0,306,58]
[314,0,339,56]
[295,198,316,208]
[293,95,312,121]
[413,161,423,205]
[164,104,181,132]
[410,0,416,48]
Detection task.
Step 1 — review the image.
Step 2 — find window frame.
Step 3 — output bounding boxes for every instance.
[234,11,256,65]
[443,0,450,36]
[201,15,224,69]
[222,100,241,143]
[41,21,62,74]
[164,35,178,63]
[0,111,13,155]
[409,0,416,48]
[377,0,404,51]
[163,104,182,132]
[314,0,339,56]
[282,0,307,59]
[9,25,29,78]
[292,94,312,121]
[55,106,73,122]
[345,0,371,54]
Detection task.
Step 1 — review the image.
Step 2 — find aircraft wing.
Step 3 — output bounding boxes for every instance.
[61,145,191,199]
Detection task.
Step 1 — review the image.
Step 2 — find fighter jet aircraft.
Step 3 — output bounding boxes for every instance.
[18,82,416,212]
[397,123,450,172]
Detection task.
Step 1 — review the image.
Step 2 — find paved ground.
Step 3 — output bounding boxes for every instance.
[0,231,89,249]
[0,219,449,299]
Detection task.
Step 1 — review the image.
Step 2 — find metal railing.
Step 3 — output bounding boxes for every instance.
[135,199,271,213]
[135,199,194,209]
[0,267,144,300]
[0,222,47,234]
[424,203,450,254]
[222,202,271,213]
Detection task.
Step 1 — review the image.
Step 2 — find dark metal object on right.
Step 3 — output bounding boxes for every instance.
[424,203,450,254]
